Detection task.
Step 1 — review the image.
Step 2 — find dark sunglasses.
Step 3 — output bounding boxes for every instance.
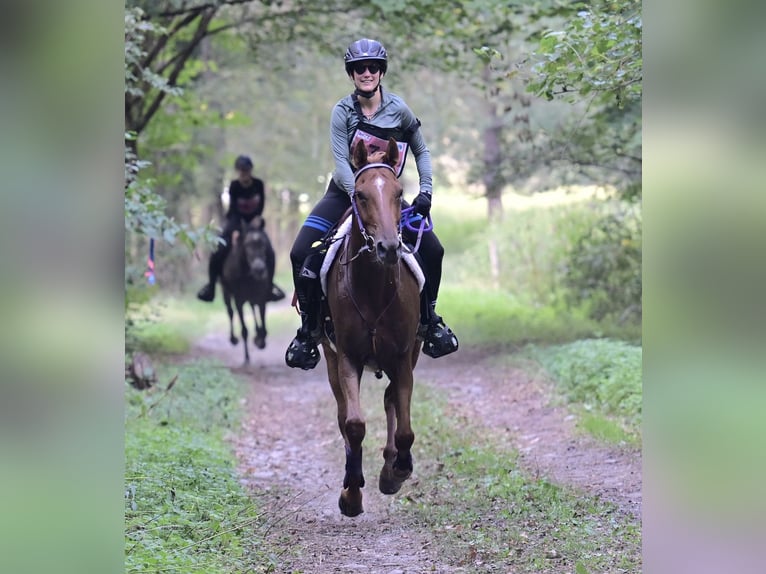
[352,62,382,75]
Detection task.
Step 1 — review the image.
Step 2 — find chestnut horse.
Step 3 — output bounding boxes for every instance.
[322,138,422,517]
[221,216,272,364]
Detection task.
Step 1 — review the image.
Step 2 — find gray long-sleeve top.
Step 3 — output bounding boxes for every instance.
[330,89,433,196]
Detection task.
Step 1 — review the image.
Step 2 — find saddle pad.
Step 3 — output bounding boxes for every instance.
[320,216,425,296]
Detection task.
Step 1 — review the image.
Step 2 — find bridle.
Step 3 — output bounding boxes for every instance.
[348,162,398,261]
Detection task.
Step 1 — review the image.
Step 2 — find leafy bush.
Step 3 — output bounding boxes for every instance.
[561,202,641,323]
[529,339,642,435]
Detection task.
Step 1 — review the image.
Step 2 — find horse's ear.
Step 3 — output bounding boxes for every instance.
[231,230,240,246]
[352,140,368,169]
[385,137,399,168]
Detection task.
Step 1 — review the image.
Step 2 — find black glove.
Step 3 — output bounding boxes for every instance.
[411,191,432,217]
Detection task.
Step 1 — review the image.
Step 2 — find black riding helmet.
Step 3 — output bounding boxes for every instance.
[234,155,253,171]
[344,38,388,76]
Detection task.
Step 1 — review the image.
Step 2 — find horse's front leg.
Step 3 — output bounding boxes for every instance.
[336,353,365,517]
[236,301,249,364]
[253,302,266,349]
[224,291,237,345]
[379,365,415,495]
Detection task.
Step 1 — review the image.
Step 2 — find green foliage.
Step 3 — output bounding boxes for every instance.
[436,285,635,348]
[432,189,640,343]
[561,201,641,323]
[125,295,225,355]
[522,0,642,196]
[125,7,183,100]
[125,360,276,573]
[528,338,643,437]
[125,143,219,249]
[124,7,223,290]
[400,384,642,571]
[528,0,642,108]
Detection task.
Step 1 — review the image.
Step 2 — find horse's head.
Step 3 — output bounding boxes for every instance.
[239,216,269,281]
[351,138,403,265]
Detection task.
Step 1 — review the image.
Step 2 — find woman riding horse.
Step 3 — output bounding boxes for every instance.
[286,38,459,370]
[197,155,284,304]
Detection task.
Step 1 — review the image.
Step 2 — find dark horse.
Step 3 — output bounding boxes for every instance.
[221,215,274,364]
[322,138,422,517]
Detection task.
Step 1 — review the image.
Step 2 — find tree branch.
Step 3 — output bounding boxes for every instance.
[153,0,254,18]
[141,11,202,70]
[136,10,216,134]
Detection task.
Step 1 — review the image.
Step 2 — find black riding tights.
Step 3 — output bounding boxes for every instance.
[289,180,444,309]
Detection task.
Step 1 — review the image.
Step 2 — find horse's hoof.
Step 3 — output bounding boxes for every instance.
[379,464,411,494]
[254,337,266,350]
[338,489,363,517]
[378,473,403,495]
[229,336,238,345]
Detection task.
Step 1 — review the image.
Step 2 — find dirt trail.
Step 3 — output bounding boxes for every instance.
[414,347,641,519]
[193,311,640,572]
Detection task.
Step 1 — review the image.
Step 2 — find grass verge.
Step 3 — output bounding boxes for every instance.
[436,285,641,349]
[400,384,641,573]
[127,295,297,356]
[125,359,277,573]
[526,339,642,444]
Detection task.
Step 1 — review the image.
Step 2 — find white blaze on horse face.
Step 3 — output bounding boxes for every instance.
[374,175,385,200]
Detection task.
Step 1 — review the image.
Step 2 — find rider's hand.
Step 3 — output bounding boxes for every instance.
[411,191,432,217]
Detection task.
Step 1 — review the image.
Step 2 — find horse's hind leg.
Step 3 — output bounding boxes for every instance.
[224,292,237,345]
[379,367,415,494]
[379,382,402,494]
[236,301,249,364]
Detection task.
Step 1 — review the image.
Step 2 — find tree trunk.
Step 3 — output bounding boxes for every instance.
[482,65,504,223]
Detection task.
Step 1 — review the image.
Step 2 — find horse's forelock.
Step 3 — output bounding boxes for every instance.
[367,150,387,163]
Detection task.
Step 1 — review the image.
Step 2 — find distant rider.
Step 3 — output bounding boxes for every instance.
[197,155,284,303]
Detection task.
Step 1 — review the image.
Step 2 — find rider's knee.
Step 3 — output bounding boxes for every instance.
[289,242,306,269]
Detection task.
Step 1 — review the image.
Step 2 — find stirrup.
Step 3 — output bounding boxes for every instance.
[420,319,459,358]
[285,331,321,370]
[197,283,215,302]
[269,284,286,302]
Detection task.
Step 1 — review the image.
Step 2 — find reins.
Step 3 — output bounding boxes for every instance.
[399,206,432,254]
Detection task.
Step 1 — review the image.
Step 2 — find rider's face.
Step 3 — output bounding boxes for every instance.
[237,169,252,183]
[351,60,382,91]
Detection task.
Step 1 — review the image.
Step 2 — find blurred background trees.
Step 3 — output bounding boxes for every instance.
[124,0,642,332]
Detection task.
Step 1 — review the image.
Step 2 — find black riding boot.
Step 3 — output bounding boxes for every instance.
[285,283,321,370]
[197,245,227,302]
[418,294,459,359]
